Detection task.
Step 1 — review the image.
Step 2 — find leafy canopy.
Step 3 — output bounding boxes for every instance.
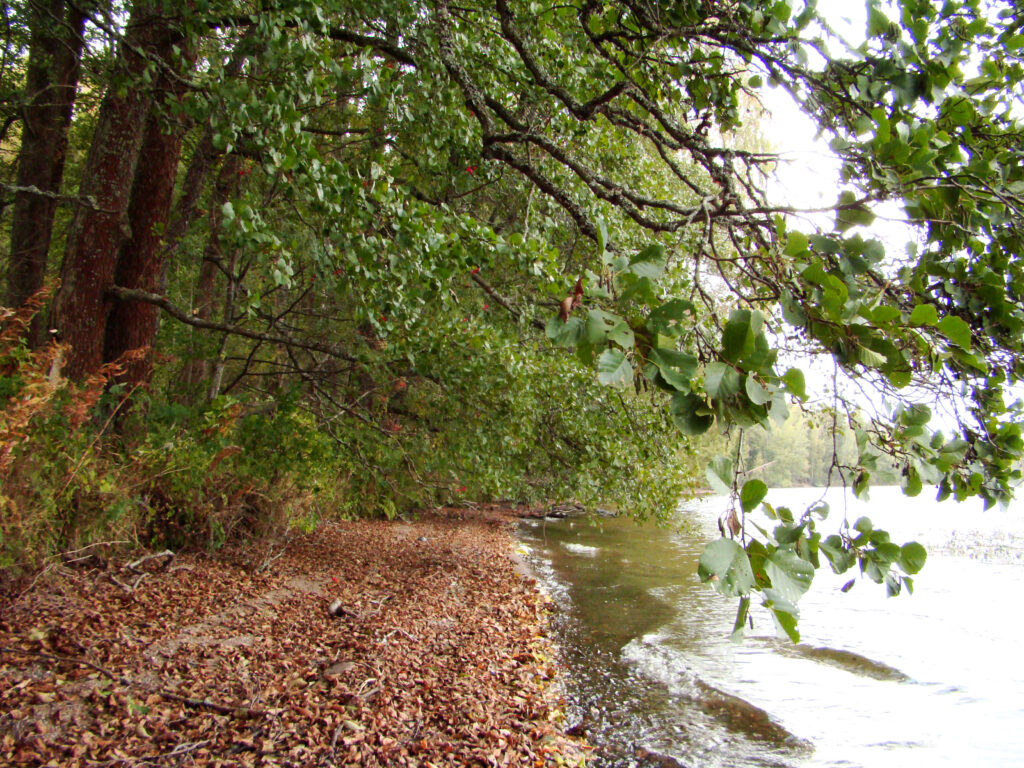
[196,0,1020,633]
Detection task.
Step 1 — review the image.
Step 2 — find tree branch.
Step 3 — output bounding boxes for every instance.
[105,286,356,362]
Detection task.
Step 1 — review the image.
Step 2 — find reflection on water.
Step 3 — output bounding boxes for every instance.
[518,487,1024,767]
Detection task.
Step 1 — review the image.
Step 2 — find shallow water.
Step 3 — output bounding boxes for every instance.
[517,487,1024,767]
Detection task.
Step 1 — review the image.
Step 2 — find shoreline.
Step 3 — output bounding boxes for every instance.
[0,506,588,766]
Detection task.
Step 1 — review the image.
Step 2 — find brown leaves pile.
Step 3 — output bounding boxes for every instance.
[0,508,588,766]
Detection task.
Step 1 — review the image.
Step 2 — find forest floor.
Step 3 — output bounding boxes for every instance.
[0,506,589,767]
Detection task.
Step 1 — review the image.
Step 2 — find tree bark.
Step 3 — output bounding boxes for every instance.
[54,0,178,379]
[103,108,189,386]
[5,0,86,344]
[104,14,197,387]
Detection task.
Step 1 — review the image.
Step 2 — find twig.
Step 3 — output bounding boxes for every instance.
[355,677,379,698]
[123,550,174,572]
[57,384,141,498]
[93,739,212,767]
[254,543,288,574]
[57,540,132,560]
[106,286,357,362]
[108,573,135,593]
[0,645,120,682]
[155,690,260,717]
[382,627,418,643]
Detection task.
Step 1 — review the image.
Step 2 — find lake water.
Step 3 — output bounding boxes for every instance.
[517,486,1024,767]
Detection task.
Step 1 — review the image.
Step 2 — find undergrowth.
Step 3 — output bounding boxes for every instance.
[0,294,349,586]
[1,290,693,588]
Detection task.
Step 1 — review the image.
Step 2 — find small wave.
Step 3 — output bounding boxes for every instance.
[762,640,912,682]
[622,636,812,751]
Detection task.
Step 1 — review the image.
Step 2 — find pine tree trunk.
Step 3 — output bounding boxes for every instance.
[5,0,86,344]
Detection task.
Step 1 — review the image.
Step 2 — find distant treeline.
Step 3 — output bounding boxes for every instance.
[730,410,898,489]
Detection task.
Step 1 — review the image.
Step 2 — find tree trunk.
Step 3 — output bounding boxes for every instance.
[104,16,197,387]
[103,108,188,386]
[182,153,242,390]
[54,0,177,380]
[160,31,254,265]
[6,0,86,344]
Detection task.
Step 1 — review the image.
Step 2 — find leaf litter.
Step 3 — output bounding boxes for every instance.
[0,506,587,766]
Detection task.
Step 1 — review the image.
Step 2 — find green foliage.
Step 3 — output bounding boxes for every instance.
[4,0,1024,635]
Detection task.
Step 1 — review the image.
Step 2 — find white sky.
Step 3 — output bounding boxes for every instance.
[753,1,947,423]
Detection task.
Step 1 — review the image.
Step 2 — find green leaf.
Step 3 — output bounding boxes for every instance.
[705,362,741,399]
[765,549,814,603]
[900,404,931,427]
[784,231,809,256]
[870,305,901,324]
[899,542,927,574]
[821,534,854,573]
[782,368,807,401]
[619,276,658,306]
[646,299,693,336]
[583,310,617,345]
[731,596,751,642]
[762,590,801,642]
[583,310,634,348]
[608,323,635,348]
[597,348,633,387]
[858,345,888,368]
[853,470,871,498]
[649,348,698,390]
[706,456,734,495]
[740,479,768,513]
[721,309,755,363]
[744,374,770,405]
[835,190,876,231]
[546,316,585,347]
[698,538,755,597]
[868,6,891,37]
[937,315,972,349]
[669,392,714,435]
[901,465,923,496]
[908,304,938,326]
[627,244,666,280]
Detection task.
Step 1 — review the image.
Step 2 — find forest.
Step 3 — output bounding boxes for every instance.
[1,0,1023,629]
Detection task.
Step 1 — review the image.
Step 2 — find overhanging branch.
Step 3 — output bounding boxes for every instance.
[106,286,356,362]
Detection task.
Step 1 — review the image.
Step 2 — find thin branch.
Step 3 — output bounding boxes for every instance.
[106,286,357,362]
[0,182,115,212]
[469,273,545,331]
